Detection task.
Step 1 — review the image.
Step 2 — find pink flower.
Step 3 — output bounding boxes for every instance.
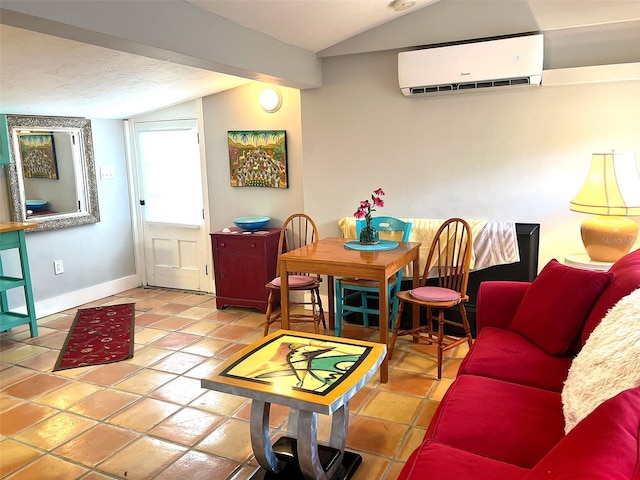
[354,188,385,223]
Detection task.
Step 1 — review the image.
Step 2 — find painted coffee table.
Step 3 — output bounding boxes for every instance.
[201,329,387,480]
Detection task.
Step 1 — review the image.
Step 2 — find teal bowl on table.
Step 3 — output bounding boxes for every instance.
[26,199,48,211]
[233,216,271,231]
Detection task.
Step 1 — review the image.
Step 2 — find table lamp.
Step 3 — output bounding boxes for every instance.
[570,151,640,262]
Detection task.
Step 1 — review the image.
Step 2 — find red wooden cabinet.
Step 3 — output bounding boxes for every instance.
[210,228,280,313]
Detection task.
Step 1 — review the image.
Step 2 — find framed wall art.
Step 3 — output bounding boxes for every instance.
[18,133,59,179]
[228,130,288,188]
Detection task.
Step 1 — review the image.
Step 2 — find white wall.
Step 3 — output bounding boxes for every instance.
[1,119,137,317]
[300,49,640,269]
[201,82,305,231]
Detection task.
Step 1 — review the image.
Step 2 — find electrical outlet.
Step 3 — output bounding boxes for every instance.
[54,260,64,275]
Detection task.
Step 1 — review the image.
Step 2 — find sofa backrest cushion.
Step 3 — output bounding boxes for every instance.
[562,287,640,433]
[508,259,613,356]
[524,387,640,480]
[581,248,640,346]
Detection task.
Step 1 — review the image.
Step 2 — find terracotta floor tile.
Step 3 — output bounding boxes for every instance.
[151,331,202,349]
[178,306,217,320]
[69,389,140,420]
[381,370,436,397]
[38,314,74,330]
[150,407,223,445]
[155,450,239,480]
[6,454,88,479]
[151,291,193,302]
[14,411,97,450]
[151,317,197,331]
[35,381,102,410]
[414,399,440,428]
[179,320,221,336]
[79,362,141,386]
[2,373,68,400]
[207,309,251,323]
[216,342,251,359]
[184,357,223,379]
[134,298,169,312]
[0,365,37,389]
[151,351,206,374]
[0,394,22,413]
[209,324,257,342]
[134,327,170,345]
[346,416,410,457]
[196,418,253,462]
[134,312,168,326]
[149,375,206,404]
[15,349,59,371]
[189,390,249,416]
[0,344,50,364]
[151,303,191,316]
[124,345,173,367]
[397,426,426,461]
[234,402,290,429]
[97,436,188,479]
[108,397,181,432]
[430,378,455,401]
[27,330,68,349]
[53,423,138,466]
[182,337,230,357]
[113,368,176,395]
[360,390,423,424]
[0,402,56,435]
[350,451,391,480]
[176,294,214,306]
[384,461,406,480]
[0,439,41,477]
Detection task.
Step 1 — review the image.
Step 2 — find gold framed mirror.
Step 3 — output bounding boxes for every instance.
[5,115,100,232]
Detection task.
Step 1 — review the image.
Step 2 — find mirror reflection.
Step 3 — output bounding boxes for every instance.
[6,115,100,232]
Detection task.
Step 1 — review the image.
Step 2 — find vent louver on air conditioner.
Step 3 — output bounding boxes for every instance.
[399,34,544,96]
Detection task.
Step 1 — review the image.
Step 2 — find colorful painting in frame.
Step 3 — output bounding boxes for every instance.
[18,134,59,179]
[228,130,288,188]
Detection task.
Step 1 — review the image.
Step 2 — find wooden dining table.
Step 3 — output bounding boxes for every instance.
[278,237,420,383]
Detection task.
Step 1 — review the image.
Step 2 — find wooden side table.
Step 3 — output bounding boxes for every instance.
[0,222,38,337]
[210,228,280,313]
[565,253,614,272]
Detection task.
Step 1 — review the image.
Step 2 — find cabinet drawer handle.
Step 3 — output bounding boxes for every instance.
[220,242,226,248]
[220,273,226,279]
[250,243,256,248]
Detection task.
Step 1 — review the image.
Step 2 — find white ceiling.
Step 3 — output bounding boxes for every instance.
[1,0,639,119]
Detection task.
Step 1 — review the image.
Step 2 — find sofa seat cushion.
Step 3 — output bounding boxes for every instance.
[458,327,573,392]
[508,259,613,355]
[523,387,640,480]
[398,440,529,480]
[426,375,565,468]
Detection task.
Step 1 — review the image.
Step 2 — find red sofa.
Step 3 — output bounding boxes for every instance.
[398,249,640,480]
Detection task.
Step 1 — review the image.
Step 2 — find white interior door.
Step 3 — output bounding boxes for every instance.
[134,119,209,291]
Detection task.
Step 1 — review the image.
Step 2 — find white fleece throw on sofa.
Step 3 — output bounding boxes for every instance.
[562,287,640,433]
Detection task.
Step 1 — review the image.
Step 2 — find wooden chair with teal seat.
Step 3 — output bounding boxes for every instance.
[334,216,412,336]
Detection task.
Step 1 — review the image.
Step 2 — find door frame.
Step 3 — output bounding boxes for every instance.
[124,99,213,293]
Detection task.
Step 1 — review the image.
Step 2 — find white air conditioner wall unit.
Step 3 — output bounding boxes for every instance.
[399,34,544,96]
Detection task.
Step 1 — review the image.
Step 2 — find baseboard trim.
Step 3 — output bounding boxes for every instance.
[35,275,140,319]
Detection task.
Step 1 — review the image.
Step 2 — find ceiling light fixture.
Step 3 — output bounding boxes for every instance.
[259,87,282,113]
[391,0,416,12]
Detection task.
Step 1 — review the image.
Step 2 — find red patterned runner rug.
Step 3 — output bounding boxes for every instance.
[53,303,135,372]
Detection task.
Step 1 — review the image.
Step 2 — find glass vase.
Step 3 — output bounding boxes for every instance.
[359,221,379,245]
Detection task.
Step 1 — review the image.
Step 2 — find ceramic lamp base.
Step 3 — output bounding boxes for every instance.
[580,215,638,262]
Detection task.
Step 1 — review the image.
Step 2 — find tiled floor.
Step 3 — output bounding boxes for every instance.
[0,287,468,479]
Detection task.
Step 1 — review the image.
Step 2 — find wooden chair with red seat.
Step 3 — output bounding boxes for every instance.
[388,217,473,379]
[263,213,326,336]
